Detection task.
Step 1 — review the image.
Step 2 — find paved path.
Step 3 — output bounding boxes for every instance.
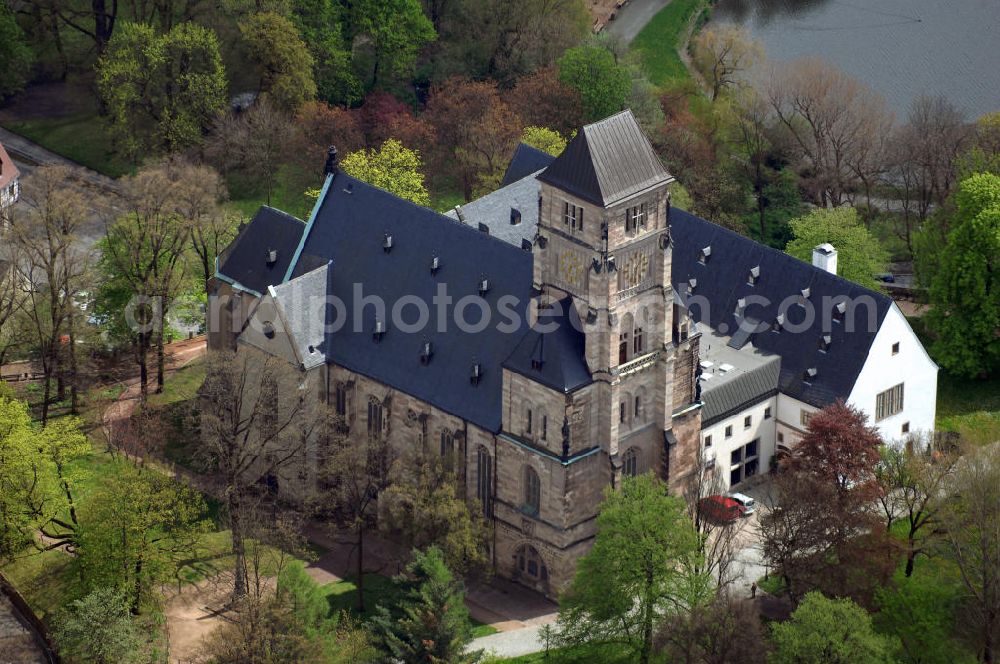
[470,621,555,659]
[0,126,121,248]
[0,591,48,664]
[605,0,673,43]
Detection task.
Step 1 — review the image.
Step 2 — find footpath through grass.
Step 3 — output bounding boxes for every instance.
[631,0,710,87]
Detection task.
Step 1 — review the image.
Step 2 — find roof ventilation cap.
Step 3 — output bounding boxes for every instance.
[373,319,385,342]
[801,287,811,299]
[383,233,393,253]
[803,367,818,381]
[478,276,490,296]
[430,255,440,274]
[700,246,712,263]
[478,222,490,234]
[420,340,433,365]
[266,249,278,266]
[470,362,482,385]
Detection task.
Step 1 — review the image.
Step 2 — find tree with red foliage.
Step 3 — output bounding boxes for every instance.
[357,91,434,151]
[290,101,365,175]
[424,77,522,200]
[759,402,895,607]
[508,66,584,137]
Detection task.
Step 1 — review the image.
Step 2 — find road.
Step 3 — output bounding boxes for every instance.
[605,0,673,43]
[0,126,121,248]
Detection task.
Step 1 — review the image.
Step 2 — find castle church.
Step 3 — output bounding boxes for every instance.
[209,110,937,596]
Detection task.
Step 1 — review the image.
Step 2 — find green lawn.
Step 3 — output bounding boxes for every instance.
[4,113,132,178]
[907,316,1000,446]
[631,0,710,87]
[147,358,206,409]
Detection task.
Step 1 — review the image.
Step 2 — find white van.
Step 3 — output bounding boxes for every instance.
[725,492,756,516]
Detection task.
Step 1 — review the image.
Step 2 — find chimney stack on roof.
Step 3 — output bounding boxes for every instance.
[812,243,838,275]
[323,146,339,176]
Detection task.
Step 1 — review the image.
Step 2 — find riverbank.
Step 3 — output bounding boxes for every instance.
[631,0,711,87]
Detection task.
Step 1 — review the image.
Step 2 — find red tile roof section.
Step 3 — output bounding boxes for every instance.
[0,143,20,191]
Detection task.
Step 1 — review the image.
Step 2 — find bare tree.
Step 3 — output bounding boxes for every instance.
[684,450,747,593]
[766,58,892,208]
[730,88,774,240]
[691,25,763,101]
[9,165,91,423]
[890,96,971,234]
[655,593,769,664]
[940,444,1000,664]
[0,244,26,366]
[206,100,294,206]
[319,412,394,613]
[200,349,316,599]
[875,440,956,577]
[104,159,202,398]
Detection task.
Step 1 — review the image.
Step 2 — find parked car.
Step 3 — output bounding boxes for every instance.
[726,492,756,516]
[698,495,745,524]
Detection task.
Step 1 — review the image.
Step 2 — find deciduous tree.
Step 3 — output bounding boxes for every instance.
[76,460,210,613]
[925,172,1000,378]
[656,594,769,664]
[557,473,709,664]
[350,0,436,89]
[52,588,147,664]
[766,58,892,207]
[320,420,393,613]
[425,77,522,200]
[240,11,317,111]
[558,44,631,123]
[771,592,897,664]
[939,443,1000,664]
[8,165,91,421]
[785,207,889,290]
[875,442,955,577]
[691,25,762,101]
[760,402,894,606]
[521,126,567,156]
[340,139,432,206]
[508,66,585,136]
[380,445,489,578]
[200,349,316,599]
[291,0,362,106]
[0,6,34,100]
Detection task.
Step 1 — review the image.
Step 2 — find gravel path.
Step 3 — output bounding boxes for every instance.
[469,622,555,659]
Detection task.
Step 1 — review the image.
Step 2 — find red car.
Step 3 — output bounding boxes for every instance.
[698,495,746,524]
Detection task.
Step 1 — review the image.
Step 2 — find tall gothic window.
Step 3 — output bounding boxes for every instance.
[367,398,383,440]
[623,447,639,477]
[619,331,629,364]
[633,326,644,354]
[334,382,347,417]
[477,446,493,518]
[523,466,541,516]
[440,429,455,457]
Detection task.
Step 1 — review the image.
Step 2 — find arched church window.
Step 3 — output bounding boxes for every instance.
[516,544,548,582]
[477,446,493,518]
[624,447,640,477]
[523,466,541,516]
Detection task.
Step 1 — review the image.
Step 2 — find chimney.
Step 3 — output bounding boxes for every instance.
[812,243,837,275]
[323,146,339,176]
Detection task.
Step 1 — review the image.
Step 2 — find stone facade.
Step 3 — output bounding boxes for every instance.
[207,133,704,599]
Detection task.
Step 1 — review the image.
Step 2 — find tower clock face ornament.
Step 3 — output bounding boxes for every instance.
[557,249,586,286]
[621,250,650,289]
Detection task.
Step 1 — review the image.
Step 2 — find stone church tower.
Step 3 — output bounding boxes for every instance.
[493,111,702,594]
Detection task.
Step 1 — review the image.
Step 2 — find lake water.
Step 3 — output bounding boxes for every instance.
[711,0,1000,120]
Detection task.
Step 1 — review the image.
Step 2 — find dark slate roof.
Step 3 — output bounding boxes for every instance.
[218,207,305,295]
[701,357,781,426]
[537,110,671,207]
[500,143,556,187]
[287,171,537,432]
[671,208,893,408]
[503,297,592,393]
